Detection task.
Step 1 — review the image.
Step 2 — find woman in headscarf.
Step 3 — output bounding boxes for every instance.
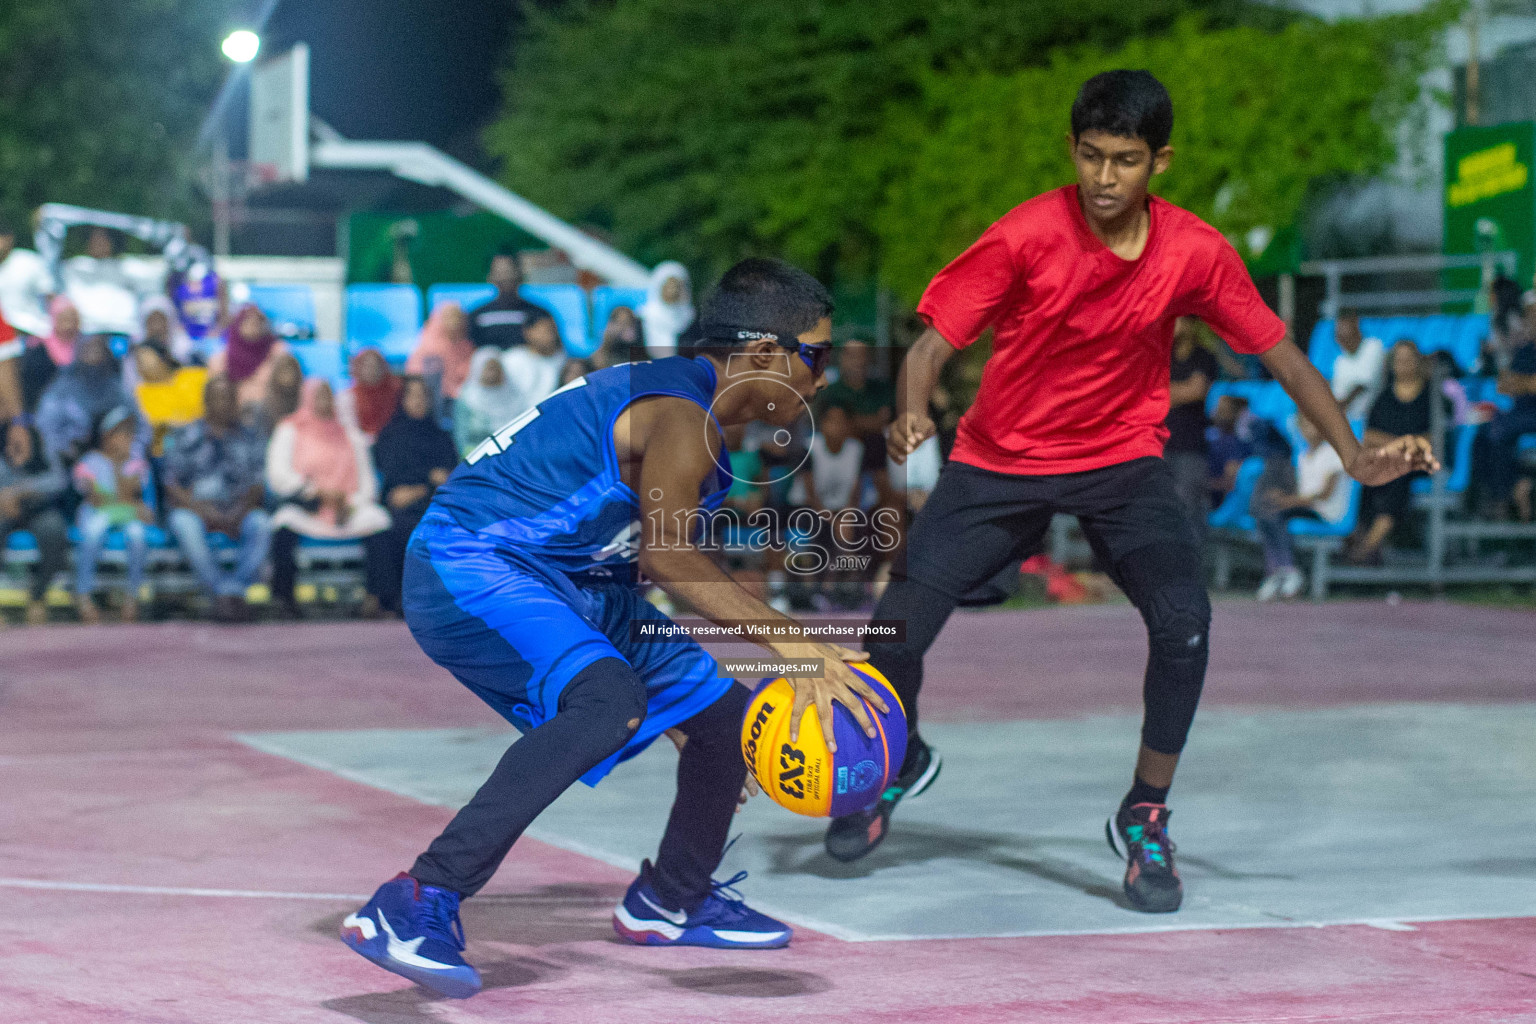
[36,334,144,463]
[598,305,644,368]
[367,376,458,615]
[265,378,390,618]
[338,347,402,441]
[247,351,304,440]
[209,304,288,411]
[135,296,195,367]
[453,347,522,456]
[639,261,694,357]
[406,301,476,401]
[20,296,82,413]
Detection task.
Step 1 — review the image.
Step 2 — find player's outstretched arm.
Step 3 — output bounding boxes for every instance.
[1260,336,1439,486]
[630,398,888,749]
[888,327,955,463]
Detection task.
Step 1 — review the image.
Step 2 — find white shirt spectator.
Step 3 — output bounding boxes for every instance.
[790,435,865,509]
[1330,335,1386,421]
[0,246,54,337]
[63,255,144,336]
[501,347,566,420]
[1297,442,1349,524]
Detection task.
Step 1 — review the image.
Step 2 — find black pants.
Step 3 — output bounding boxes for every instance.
[411,658,750,908]
[271,526,395,604]
[362,501,428,612]
[870,457,1210,757]
[0,506,68,600]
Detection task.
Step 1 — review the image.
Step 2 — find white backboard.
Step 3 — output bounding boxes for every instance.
[249,42,310,185]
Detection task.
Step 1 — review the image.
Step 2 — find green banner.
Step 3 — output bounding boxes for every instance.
[347,210,543,289]
[1443,122,1536,293]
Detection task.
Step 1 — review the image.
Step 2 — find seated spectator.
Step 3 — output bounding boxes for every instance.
[339,348,401,442]
[1473,330,1536,520]
[1349,340,1448,564]
[161,376,271,622]
[1250,414,1348,601]
[168,262,228,350]
[72,406,153,623]
[265,379,390,619]
[1165,317,1218,545]
[0,218,54,340]
[501,313,566,419]
[406,302,476,402]
[209,304,287,413]
[20,296,80,414]
[454,348,522,456]
[1206,394,1253,505]
[134,296,196,370]
[1330,311,1386,421]
[131,342,207,456]
[788,405,866,609]
[63,227,140,339]
[640,261,695,357]
[468,250,551,351]
[37,333,142,463]
[368,376,458,615]
[597,306,643,367]
[0,419,69,624]
[246,351,303,440]
[822,338,894,504]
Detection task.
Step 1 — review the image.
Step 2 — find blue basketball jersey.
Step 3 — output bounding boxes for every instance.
[431,356,732,579]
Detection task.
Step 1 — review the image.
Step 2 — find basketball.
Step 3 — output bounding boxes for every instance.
[740,662,907,817]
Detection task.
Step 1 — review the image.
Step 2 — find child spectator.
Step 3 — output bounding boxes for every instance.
[454,348,521,456]
[265,380,390,619]
[340,348,402,442]
[1250,414,1348,601]
[162,375,271,622]
[501,313,566,420]
[368,376,458,616]
[209,304,287,413]
[0,420,69,624]
[72,406,153,623]
[406,301,476,402]
[131,341,207,456]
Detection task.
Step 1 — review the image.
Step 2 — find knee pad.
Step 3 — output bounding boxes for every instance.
[1142,584,1211,662]
[561,657,648,739]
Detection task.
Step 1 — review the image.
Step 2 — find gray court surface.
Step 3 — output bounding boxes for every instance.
[239,703,1536,941]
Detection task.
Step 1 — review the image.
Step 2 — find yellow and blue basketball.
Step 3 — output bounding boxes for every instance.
[740,662,906,817]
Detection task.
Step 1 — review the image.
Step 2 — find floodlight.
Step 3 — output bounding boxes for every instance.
[222,30,261,64]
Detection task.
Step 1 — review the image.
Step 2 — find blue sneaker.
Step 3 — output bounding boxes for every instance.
[340,873,482,998]
[612,860,791,949]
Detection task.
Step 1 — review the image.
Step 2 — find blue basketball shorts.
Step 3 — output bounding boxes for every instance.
[402,511,732,785]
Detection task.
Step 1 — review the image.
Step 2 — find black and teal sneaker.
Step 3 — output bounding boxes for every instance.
[1106,802,1183,913]
[823,735,941,863]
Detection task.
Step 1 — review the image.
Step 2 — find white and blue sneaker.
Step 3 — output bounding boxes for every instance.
[613,860,791,949]
[341,873,482,999]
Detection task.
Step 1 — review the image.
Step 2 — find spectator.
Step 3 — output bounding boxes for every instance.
[1329,311,1386,421]
[209,304,287,413]
[598,305,643,367]
[1250,414,1348,602]
[822,338,894,501]
[640,261,694,357]
[37,333,141,463]
[21,296,80,413]
[468,250,550,351]
[169,262,227,349]
[368,376,458,615]
[72,406,153,623]
[788,404,867,609]
[1165,317,1218,542]
[1473,329,1536,519]
[501,313,567,420]
[131,342,208,456]
[1349,340,1447,564]
[62,227,140,339]
[339,348,401,442]
[1206,394,1253,505]
[454,348,521,456]
[406,301,475,401]
[0,419,69,624]
[0,217,54,339]
[266,379,390,619]
[133,296,195,371]
[162,375,271,622]
[246,351,303,440]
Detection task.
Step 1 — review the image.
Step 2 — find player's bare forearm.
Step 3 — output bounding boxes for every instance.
[896,327,955,419]
[640,548,799,653]
[1260,338,1360,466]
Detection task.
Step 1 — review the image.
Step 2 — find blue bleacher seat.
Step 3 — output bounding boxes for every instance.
[345,284,423,363]
[1411,421,1480,497]
[287,340,347,388]
[249,284,318,341]
[1289,477,1361,539]
[519,283,593,358]
[1209,457,1266,531]
[1308,314,1490,378]
[591,286,648,342]
[426,283,497,315]
[7,531,37,552]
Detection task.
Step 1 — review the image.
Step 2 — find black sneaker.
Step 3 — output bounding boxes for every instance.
[824,735,941,863]
[1106,802,1183,913]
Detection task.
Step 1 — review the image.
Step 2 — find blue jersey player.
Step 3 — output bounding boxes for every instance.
[341,259,888,998]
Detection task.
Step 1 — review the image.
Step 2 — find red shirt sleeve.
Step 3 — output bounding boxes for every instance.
[1184,237,1286,355]
[915,220,1020,349]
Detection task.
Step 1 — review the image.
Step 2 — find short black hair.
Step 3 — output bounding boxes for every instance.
[1070,70,1173,152]
[699,257,833,346]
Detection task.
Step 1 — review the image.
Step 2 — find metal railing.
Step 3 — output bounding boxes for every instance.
[1300,250,1519,318]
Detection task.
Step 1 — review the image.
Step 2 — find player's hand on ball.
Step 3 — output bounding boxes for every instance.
[886,412,936,464]
[783,644,889,752]
[736,772,760,813]
[1348,435,1439,486]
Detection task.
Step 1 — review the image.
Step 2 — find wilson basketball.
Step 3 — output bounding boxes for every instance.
[740,662,907,817]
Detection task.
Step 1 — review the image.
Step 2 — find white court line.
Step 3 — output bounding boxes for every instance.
[0,878,369,901]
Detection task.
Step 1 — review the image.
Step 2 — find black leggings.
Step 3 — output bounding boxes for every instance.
[410,658,750,908]
[270,526,396,604]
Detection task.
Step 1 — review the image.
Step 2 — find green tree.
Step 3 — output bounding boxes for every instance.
[0,0,239,231]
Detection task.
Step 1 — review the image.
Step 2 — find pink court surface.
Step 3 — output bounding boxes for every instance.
[3,599,1534,1023]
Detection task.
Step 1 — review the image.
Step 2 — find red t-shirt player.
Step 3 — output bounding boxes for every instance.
[825,70,1437,914]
